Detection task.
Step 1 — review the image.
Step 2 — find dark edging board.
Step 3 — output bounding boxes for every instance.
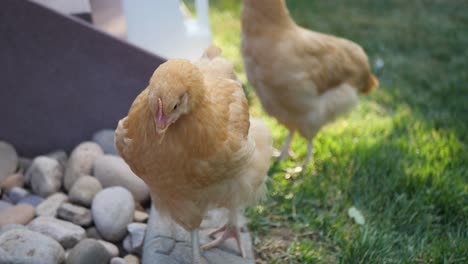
[0,0,165,157]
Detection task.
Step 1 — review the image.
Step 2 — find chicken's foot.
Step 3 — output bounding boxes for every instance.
[207,224,227,238]
[201,224,246,258]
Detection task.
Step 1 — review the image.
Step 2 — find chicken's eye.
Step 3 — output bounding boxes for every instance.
[173,103,179,110]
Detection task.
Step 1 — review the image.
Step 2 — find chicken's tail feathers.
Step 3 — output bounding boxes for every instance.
[255,174,268,203]
[362,74,379,94]
[201,44,222,59]
[318,83,359,124]
[249,118,273,158]
[246,118,273,204]
[197,44,239,81]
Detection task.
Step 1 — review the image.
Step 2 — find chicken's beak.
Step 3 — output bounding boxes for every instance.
[155,98,168,143]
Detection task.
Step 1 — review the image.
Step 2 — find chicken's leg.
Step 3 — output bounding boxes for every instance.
[191,229,202,264]
[278,130,295,161]
[302,140,314,171]
[201,210,246,258]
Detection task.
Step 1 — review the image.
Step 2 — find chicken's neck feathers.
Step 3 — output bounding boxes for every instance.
[242,0,295,35]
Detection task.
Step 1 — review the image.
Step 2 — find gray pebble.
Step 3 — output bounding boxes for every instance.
[18,157,32,173]
[133,210,149,223]
[0,200,13,212]
[36,192,68,217]
[7,186,29,204]
[64,142,104,191]
[93,155,149,203]
[47,150,68,170]
[92,187,135,242]
[57,203,93,226]
[66,238,111,264]
[68,175,102,207]
[0,224,26,235]
[123,223,147,254]
[124,254,140,264]
[26,156,63,197]
[0,228,65,264]
[86,227,103,240]
[110,257,126,264]
[0,173,25,192]
[28,216,86,249]
[17,194,44,207]
[0,204,35,227]
[92,129,119,155]
[98,239,120,257]
[0,141,18,183]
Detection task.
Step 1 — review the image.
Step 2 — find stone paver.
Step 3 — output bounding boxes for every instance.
[142,207,254,264]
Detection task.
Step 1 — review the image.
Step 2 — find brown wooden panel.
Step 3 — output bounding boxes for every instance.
[0,0,165,156]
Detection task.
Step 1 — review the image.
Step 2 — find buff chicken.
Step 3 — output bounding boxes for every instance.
[115,47,272,263]
[242,0,379,170]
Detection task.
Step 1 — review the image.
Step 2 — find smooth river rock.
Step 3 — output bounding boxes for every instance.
[57,203,93,226]
[66,238,111,264]
[36,192,69,217]
[0,228,65,264]
[92,129,119,155]
[28,216,86,249]
[0,173,25,192]
[0,204,35,227]
[93,155,149,203]
[68,175,102,207]
[64,142,104,191]
[26,156,63,197]
[92,187,135,242]
[0,141,18,183]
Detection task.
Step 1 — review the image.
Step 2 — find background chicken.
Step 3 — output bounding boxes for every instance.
[115,47,272,263]
[241,0,379,170]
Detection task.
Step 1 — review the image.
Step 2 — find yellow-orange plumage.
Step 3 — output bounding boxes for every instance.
[115,50,272,243]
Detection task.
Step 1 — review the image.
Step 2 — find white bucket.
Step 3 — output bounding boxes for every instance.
[122,0,212,61]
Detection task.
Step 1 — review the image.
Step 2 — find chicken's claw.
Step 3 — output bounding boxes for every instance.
[201,224,246,258]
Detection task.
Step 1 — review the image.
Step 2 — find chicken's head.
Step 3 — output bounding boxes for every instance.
[147,59,204,141]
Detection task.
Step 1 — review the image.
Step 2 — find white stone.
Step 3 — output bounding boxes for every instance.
[133,210,149,222]
[28,216,86,249]
[0,228,65,263]
[126,223,146,253]
[98,239,120,257]
[0,141,18,183]
[92,129,118,155]
[36,192,69,217]
[93,155,149,203]
[92,187,135,242]
[27,156,63,197]
[6,186,29,203]
[68,175,102,207]
[57,203,92,226]
[64,142,104,191]
[110,257,126,264]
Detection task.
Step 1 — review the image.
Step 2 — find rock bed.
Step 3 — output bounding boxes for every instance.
[0,130,254,264]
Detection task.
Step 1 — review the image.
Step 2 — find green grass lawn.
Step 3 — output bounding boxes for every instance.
[188,0,468,262]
